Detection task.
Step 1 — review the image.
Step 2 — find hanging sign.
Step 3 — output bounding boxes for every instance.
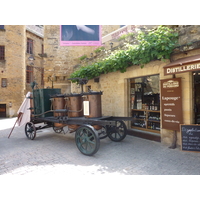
[160,78,183,131]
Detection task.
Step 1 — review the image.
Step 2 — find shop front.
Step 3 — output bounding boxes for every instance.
[163,54,200,127]
[130,74,161,134]
[72,51,200,147]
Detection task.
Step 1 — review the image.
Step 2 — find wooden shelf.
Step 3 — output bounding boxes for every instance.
[131,109,160,134]
[132,109,160,113]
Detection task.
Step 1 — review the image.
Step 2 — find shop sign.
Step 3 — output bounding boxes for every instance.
[160,78,183,131]
[181,124,200,152]
[164,62,200,75]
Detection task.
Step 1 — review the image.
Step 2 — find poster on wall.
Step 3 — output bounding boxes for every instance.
[60,25,102,46]
[160,78,183,131]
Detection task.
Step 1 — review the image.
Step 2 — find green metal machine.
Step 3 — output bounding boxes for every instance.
[33,88,61,117]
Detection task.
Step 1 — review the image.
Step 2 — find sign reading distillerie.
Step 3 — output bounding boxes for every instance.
[164,62,200,75]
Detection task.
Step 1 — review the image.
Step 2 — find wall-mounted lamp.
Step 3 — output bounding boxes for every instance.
[28,54,35,66]
[28,54,35,61]
[9,102,12,108]
[110,42,113,49]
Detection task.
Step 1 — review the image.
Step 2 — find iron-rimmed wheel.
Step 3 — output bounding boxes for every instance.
[75,125,100,156]
[25,122,36,140]
[107,120,127,142]
[53,126,63,133]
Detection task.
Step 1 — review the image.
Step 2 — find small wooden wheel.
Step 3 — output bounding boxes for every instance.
[25,122,36,140]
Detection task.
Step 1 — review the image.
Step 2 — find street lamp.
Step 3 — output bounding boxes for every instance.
[28,54,35,66]
[28,54,44,89]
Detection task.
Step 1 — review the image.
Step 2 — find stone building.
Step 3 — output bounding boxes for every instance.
[0,25,44,117]
[3,25,200,150]
[43,25,120,93]
[69,25,200,149]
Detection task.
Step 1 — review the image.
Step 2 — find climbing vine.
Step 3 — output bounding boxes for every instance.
[70,26,178,82]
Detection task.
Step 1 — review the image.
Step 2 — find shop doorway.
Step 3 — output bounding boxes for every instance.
[0,104,6,118]
[194,71,200,124]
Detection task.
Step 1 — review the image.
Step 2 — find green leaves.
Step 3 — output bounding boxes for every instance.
[70,26,178,82]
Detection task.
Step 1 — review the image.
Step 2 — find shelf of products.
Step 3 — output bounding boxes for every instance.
[131,109,160,133]
[130,75,160,133]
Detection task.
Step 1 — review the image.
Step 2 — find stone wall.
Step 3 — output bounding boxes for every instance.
[0,25,26,117]
[178,25,200,45]
[70,25,200,147]
[25,29,44,94]
[43,25,121,94]
[0,25,44,117]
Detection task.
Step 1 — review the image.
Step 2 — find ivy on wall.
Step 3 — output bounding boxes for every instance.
[70,26,178,82]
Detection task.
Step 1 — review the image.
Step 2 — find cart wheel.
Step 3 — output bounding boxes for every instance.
[98,126,108,139]
[107,120,127,142]
[75,125,100,156]
[25,122,36,140]
[53,126,63,133]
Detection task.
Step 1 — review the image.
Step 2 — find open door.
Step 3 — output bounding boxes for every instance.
[0,104,6,118]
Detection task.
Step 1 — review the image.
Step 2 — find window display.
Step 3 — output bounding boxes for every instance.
[130,75,160,133]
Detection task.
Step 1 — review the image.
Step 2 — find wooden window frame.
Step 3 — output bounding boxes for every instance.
[1,78,7,87]
[41,68,44,85]
[27,38,33,54]
[26,66,33,84]
[0,46,5,60]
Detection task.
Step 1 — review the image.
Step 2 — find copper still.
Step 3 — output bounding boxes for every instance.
[66,93,83,117]
[83,91,103,130]
[66,93,83,130]
[51,94,66,127]
[83,91,103,118]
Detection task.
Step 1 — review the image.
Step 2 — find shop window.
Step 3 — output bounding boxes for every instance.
[130,75,161,133]
[27,38,33,54]
[1,78,7,87]
[0,46,5,60]
[26,66,33,83]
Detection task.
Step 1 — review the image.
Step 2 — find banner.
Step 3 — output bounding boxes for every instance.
[60,25,101,46]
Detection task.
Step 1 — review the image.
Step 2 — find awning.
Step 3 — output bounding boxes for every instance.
[163,54,200,75]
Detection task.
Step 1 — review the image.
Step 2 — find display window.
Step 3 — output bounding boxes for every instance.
[193,71,200,124]
[130,74,160,133]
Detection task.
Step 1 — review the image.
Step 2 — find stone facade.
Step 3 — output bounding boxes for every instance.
[0,25,43,117]
[43,25,121,93]
[3,25,200,149]
[70,25,200,148]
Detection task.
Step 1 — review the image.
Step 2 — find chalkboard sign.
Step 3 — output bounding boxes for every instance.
[181,124,200,152]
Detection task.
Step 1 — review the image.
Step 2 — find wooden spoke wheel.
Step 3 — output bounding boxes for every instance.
[25,122,36,140]
[75,125,100,156]
[107,120,127,142]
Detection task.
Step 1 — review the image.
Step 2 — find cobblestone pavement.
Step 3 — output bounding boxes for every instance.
[1,117,200,175]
